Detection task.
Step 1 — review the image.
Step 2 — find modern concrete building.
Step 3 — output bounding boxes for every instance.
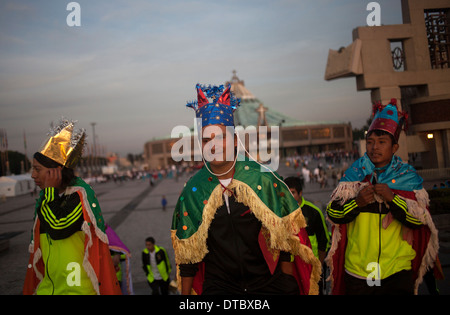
[325,0,450,169]
[144,72,353,170]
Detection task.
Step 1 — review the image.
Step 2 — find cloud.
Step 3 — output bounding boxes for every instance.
[0,0,404,156]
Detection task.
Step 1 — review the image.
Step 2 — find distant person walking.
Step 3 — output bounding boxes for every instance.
[161,195,167,211]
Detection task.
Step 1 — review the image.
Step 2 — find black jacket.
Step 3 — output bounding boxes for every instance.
[179,195,292,294]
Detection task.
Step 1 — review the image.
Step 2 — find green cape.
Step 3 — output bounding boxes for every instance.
[171,158,320,284]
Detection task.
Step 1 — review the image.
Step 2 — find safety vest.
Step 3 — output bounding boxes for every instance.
[143,246,171,283]
[299,197,330,259]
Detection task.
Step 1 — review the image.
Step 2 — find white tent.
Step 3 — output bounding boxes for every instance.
[0,174,35,197]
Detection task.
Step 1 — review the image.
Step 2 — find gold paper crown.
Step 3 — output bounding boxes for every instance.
[38,118,86,169]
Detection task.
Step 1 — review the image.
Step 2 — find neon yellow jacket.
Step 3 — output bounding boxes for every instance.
[327,195,421,279]
[142,246,171,283]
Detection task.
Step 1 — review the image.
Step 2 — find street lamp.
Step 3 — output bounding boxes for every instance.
[91,122,97,173]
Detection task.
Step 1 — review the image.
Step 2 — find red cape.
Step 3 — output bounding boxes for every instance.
[190,227,315,295]
[23,192,122,295]
[328,188,443,295]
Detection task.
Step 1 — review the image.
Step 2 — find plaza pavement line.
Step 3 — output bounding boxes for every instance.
[107,181,160,230]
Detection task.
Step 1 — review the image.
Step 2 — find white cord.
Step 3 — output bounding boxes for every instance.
[196,137,238,177]
[235,132,292,193]
[196,130,297,211]
[196,130,293,194]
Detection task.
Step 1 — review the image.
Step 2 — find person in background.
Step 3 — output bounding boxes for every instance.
[106,224,133,295]
[285,176,330,294]
[162,195,168,211]
[142,237,172,295]
[285,176,330,264]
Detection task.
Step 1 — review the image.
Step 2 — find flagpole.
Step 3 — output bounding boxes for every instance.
[1,128,5,176]
[4,129,10,175]
[23,129,29,173]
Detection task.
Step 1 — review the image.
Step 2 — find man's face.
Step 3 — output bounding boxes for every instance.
[146,241,155,252]
[201,124,236,167]
[31,158,49,190]
[289,188,302,203]
[366,132,399,168]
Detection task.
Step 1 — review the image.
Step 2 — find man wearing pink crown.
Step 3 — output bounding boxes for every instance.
[326,99,443,295]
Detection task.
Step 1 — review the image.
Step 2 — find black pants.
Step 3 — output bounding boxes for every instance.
[148,279,170,295]
[344,269,414,295]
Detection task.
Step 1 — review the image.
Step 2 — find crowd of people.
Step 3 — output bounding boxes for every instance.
[285,150,357,190]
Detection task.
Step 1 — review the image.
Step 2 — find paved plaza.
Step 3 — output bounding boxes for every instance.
[0,161,449,295]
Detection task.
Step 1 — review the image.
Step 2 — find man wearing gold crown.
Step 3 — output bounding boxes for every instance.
[23,119,122,295]
[325,99,443,295]
[171,84,321,295]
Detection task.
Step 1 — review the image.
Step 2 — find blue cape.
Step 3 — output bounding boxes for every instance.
[341,153,423,191]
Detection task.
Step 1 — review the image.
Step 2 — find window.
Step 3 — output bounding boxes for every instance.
[424,9,450,69]
[282,129,308,141]
[390,40,406,71]
[311,128,331,139]
[152,143,164,154]
[333,127,345,138]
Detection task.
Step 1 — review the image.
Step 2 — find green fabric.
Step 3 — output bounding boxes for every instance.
[37,231,96,295]
[172,157,300,240]
[32,177,106,243]
[70,177,106,232]
[344,212,416,279]
[300,197,331,258]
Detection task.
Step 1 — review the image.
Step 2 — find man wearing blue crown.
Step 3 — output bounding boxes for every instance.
[326,99,443,295]
[171,83,321,295]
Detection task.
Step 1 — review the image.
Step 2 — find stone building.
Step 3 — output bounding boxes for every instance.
[325,0,450,169]
[144,72,353,170]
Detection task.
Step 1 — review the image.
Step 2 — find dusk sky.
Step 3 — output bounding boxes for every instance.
[0,0,404,157]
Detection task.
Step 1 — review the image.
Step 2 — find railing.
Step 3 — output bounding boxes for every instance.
[417,168,450,180]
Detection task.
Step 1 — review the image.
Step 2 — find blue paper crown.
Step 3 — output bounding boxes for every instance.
[186,84,240,127]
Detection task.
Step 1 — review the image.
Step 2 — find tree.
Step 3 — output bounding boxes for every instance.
[0,151,31,176]
[352,116,373,141]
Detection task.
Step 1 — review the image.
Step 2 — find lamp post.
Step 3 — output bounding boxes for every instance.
[91,122,97,174]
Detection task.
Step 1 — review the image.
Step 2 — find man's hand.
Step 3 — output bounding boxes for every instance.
[281,261,294,276]
[373,183,394,202]
[355,185,375,207]
[181,277,194,295]
[44,167,62,189]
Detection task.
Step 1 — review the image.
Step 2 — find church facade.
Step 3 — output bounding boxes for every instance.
[325,0,450,169]
[144,72,353,170]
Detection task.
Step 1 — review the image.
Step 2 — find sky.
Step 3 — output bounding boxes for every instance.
[0,0,404,158]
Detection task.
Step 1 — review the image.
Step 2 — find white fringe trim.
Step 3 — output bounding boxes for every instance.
[404,188,439,294]
[330,181,368,205]
[65,186,109,245]
[33,247,43,281]
[324,220,340,292]
[81,221,100,295]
